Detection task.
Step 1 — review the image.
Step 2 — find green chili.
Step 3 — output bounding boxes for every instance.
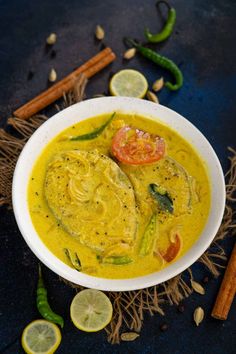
[70,112,116,141]
[64,248,82,271]
[149,183,173,213]
[124,38,183,90]
[145,1,176,43]
[139,213,157,256]
[37,265,64,328]
[102,256,133,265]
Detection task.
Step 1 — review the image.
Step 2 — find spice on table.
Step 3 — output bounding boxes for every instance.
[123,47,136,60]
[27,70,34,80]
[211,243,236,320]
[95,25,105,40]
[177,304,185,313]
[202,276,209,284]
[159,323,169,331]
[146,90,159,103]
[46,33,57,45]
[37,265,64,328]
[124,38,183,91]
[145,0,176,43]
[193,307,204,326]
[50,49,57,59]
[121,332,140,341]
[48,68,57,82]
[13,47,116,120]
[191,280,205,295]
[152,77,164,92]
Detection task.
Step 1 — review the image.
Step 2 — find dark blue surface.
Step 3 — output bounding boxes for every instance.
[0,1,236,353]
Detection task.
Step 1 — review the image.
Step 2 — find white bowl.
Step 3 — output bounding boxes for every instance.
[12,97,225,291]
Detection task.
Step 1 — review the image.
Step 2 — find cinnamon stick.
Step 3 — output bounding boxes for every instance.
[13,48,116,120]
[211,243,236,320]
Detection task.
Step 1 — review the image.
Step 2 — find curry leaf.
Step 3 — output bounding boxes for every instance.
[149,183,173,213]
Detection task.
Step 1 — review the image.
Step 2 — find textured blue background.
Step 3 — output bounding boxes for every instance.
[0,0,235,353]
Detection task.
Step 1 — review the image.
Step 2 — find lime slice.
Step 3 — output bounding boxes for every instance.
[70,289,113,332]
[109,69,148,98]
[21,320,61,354]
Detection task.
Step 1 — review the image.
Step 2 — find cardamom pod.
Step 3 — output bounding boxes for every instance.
[146,91,159,103]
[95,25,105,40]
[152,77,164,92]
[48,68,57,82]
[46,33,57,45]
[123,48,136,60]
[193,307,204,326]
[121,332,140,341]
[191,280,205,295]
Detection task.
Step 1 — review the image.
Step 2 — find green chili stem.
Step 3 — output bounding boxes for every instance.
[124,38,183,91]
[70,112,116,141]
[145,1,176,43]
[37,265,64,328]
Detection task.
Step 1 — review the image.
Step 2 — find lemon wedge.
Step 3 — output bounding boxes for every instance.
[21,320,61,354]
[70,289,113,332]
[109,69,148,98]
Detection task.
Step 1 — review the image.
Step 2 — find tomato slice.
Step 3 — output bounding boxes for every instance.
[112,126,165,165]
[160,233,181,263]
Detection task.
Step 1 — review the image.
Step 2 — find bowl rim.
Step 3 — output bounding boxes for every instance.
[12,97,226,291]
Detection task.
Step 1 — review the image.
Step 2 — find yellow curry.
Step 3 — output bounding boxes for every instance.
[28,113,211,279]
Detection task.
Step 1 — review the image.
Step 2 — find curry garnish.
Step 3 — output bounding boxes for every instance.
[149,183,173,213]
[70,112,116,141]
[64,248,82,271]
[139,213,157,256]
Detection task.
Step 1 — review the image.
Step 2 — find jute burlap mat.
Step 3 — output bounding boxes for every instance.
[0,76,235,343]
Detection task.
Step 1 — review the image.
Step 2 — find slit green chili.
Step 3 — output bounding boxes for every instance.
[37,265,64,328]
[149,183,173,213]
[139,213,157,256]
[145,1,176,43]
[70,112,116,141]
[64,248,82,271]
[124,38,183,90]
[102,255,133,265]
